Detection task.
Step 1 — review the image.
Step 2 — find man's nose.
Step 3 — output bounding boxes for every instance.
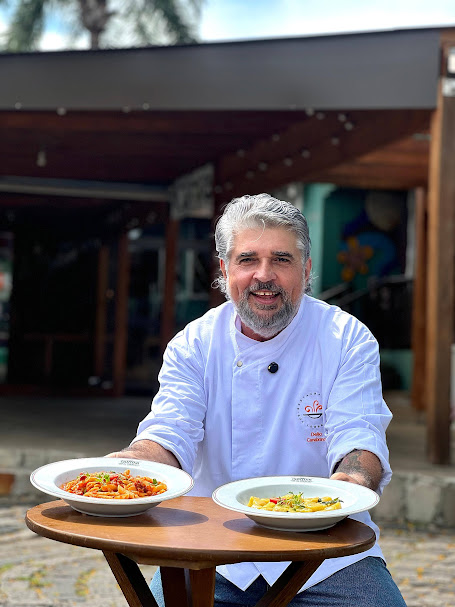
[253,260,276,282]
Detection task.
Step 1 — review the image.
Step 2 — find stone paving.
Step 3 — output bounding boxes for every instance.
[0,505,157,607]
[1,505,454,607]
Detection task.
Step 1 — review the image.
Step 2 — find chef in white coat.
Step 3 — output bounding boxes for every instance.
[109,193,407,607]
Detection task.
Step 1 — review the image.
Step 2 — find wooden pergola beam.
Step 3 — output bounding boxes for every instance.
[112,232,131,397]
[0,110,311,135]
[425,33,455,464]
[161,217,179,350]
[94,244,109,379]
[410,187,428,412]
[313,164,427,191]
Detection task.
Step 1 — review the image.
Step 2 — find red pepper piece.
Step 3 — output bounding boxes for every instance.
[269,498,278,504]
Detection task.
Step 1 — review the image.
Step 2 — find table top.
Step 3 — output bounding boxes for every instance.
[26,496,376,569]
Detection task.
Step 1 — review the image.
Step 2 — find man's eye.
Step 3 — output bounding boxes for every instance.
[239,257,254,263]
[275,257,290,263]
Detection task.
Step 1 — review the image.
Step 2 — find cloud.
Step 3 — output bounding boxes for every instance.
[39,30,88,51]
[0,12,7,36]
[198,0,455,41]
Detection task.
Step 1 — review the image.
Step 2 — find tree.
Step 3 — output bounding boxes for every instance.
[0,0,203,51]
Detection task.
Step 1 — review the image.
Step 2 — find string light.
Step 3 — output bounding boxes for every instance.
[215,111,363,189]
[36,147,47,167]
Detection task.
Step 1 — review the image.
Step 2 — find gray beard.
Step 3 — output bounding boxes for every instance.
[229,281,301,339]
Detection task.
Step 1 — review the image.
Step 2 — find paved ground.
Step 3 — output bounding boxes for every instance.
[1,505,455,607]
[0,505,157,607]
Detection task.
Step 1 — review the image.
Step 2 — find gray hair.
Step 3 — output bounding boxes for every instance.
[213,193,312,294]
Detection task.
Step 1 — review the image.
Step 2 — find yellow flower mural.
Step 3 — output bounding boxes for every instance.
[337,237,374,282]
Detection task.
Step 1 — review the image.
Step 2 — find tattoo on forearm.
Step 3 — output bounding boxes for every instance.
[334,449,382,490]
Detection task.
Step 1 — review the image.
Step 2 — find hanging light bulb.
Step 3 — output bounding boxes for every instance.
[36,148,47,168]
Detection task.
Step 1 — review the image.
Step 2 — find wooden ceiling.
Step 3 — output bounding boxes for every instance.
[0,109,309,230]
[313,131,430,191]
[0,108,432,212]
[214,109,432,201]
[0,110,314,185]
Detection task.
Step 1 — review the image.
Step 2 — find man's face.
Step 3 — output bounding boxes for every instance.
[220,226,311,341]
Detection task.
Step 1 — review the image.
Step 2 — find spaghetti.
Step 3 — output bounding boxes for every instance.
[61,470,168,500]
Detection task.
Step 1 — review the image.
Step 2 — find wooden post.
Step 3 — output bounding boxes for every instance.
[425,36,455,464]
[113,233,131,397]
[160,218,179,351]
[410,187,427,411]
[94,244,109,379]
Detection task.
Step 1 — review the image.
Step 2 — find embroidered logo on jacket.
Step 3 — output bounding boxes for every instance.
[297,392,325,437]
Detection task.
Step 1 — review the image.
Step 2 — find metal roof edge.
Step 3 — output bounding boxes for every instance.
[0,24,453,59]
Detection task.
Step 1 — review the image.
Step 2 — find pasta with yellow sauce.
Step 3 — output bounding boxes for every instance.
[247,492,342,513]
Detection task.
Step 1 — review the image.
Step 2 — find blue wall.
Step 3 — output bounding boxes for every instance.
[303,184,412,391]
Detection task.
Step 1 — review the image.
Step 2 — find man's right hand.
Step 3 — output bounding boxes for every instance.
[105,439,181,469]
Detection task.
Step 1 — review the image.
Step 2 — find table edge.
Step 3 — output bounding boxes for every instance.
[25,499,377,566]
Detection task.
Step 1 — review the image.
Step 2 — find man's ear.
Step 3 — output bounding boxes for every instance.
[304,258,312,283]
[220,259,227,279]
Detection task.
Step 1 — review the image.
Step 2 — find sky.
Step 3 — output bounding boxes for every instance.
[199,0,455,42]
[1,0,455,50]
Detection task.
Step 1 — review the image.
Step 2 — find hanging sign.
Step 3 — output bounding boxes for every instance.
[169,164,214,220]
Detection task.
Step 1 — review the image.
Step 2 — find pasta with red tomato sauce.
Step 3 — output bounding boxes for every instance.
[61,470,167,499]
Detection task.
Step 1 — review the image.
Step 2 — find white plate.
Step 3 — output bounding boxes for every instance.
[212,476,379,532]
[30,457,194,517]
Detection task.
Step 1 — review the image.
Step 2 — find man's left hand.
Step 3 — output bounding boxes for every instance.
[330,449,382,491]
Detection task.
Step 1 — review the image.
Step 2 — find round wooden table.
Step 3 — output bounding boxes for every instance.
[26,496,376,607]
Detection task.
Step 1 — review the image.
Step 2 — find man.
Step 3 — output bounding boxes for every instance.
[109,193,406,606]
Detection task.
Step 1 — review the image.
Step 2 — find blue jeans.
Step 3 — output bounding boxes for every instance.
[150,557,407,607]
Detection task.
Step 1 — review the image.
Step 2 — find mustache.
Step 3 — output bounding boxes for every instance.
[248,282,283,294]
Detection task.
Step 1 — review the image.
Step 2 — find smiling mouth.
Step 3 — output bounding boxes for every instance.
[254,290,276,296]
[250,290,281,302]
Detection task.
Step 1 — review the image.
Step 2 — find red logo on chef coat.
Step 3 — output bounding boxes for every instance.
[297,392,325,431]
[306,400,322,418]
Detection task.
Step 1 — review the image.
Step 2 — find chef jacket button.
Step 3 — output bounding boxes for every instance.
[236,360,243,367]
[268,362,279,373]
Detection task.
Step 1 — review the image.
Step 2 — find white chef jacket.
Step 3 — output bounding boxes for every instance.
[133,295,392,592]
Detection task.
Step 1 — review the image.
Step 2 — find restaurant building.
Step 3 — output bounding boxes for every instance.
[0,26,454,463]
